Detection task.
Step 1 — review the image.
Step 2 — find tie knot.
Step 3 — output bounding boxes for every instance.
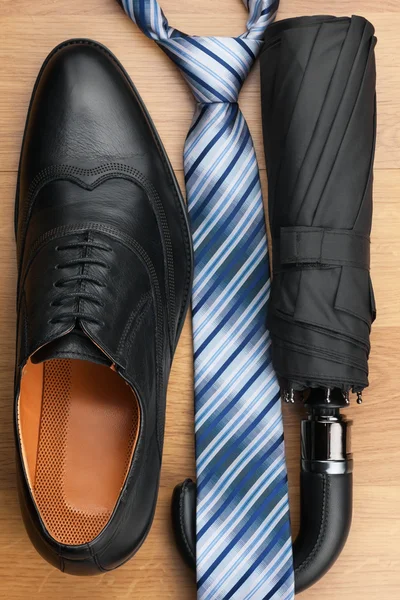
[121,0,279,102]
[159,36,261,103]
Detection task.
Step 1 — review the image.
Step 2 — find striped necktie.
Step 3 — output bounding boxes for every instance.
[121,1,294,598]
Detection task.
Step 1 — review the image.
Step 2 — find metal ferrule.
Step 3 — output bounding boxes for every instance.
[301,413,353,475]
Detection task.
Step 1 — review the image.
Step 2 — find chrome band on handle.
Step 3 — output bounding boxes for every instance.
[301,413,353,475]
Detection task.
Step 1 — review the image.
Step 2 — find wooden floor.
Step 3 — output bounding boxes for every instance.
[0,1,399,598]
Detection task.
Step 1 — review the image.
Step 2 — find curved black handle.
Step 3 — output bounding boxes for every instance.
[171,471,352,593]
[293,471,352,592]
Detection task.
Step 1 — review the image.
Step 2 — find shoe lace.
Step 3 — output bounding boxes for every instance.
[49,241,112,327]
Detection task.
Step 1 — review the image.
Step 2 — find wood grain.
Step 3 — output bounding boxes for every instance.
[0,1,399,598]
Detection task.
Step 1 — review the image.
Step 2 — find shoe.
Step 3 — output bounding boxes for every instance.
[14,39,193,575]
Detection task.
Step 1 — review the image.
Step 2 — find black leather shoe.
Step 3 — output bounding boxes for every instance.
[14,39,193,575]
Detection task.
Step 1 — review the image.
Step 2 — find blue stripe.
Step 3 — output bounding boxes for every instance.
[190,127,251,222]
[176,58,228,102]
[184,37,243,85]
[212,514,291,595]
[186,108,244,199]
[137,0,150,37]
[193,261,267,368]
[236,37,256,59]
[195,173,259,263]
[160,45,228,102]
[198,417,283,513]
[197,387,277,485]
[194,270,268,380]
[196,361,275,446]
[198,441,286,556]
[211,37,249,73]
[263,565,294,600]
[222,522,292,599]
[198,469,287,567]
[185,104,226,157]
[174,37,239,99]
[192,231,267,336]
[196,320,260,401]
[250,559,293,600]
[185,104,237,181]
[192,217,266,318]
[197,437,286,540]
[262,0,279,17]
[193,277,267,378]
[187,105,207,137]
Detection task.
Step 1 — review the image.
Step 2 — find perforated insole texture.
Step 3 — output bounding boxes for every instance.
[19,358,140,545]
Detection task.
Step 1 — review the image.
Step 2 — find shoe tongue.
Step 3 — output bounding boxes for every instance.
[31,327,111,366]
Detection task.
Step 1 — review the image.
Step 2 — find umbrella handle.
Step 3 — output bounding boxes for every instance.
[293,470,352,592]
[170,401,353,593]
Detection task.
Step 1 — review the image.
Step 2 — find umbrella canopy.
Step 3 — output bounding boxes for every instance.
[260,15,377,395]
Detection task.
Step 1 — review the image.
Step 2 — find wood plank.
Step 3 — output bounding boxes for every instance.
[0,5,399,170]
[0,2,399,598]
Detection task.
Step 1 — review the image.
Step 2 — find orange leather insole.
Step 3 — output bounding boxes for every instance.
[18,358,140,545]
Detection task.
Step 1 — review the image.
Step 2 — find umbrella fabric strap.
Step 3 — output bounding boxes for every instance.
[277,226,370,271]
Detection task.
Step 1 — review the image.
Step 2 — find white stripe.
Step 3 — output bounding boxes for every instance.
[174,38,239,100]
[197,455,284,563]
[196,371,276,474]
[186,109,245,201]
[194,298,269,394]
[200,500,289,598]
[186,110,246,201]
[193,238,267,348]
[243,550,294,600]
[196,331,279,431]
[242,543,293,600]
[193,151,257,247]
[194,280,269,386]
[192,196,264,303]
[178,37,241,97]
[195,332,273,429]
[158,40,237,102]
[186,112,246,204]
[185,105,226,159]
[197,410,283,520]
[207,37,249,76]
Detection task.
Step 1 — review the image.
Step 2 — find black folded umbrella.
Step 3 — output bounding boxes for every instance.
[261,14,377,397]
